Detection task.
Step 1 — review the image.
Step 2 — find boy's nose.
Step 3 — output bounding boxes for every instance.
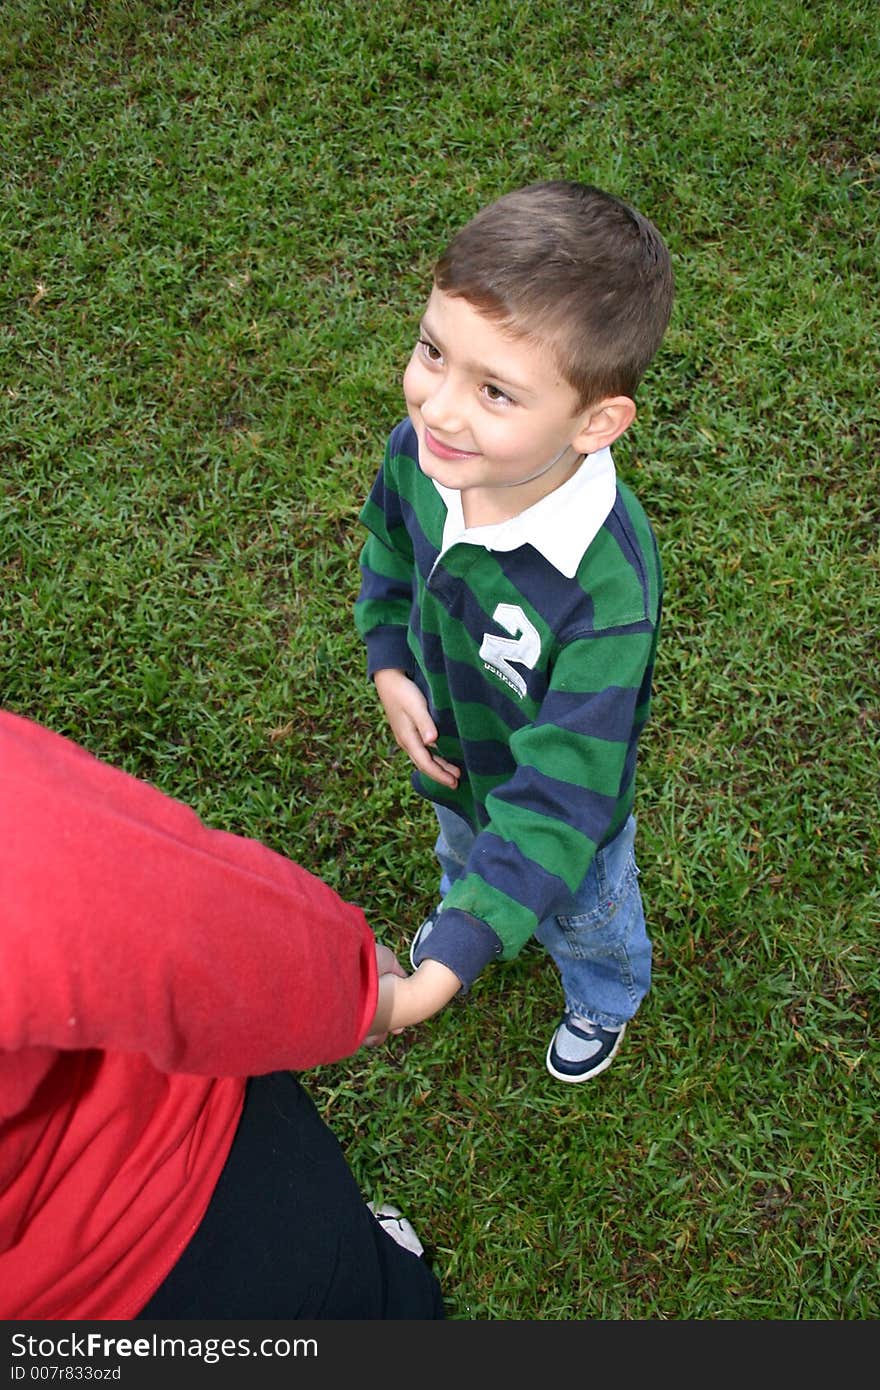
[421,381,465,435]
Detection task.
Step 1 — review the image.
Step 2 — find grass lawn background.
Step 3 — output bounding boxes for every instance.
[1,0,877,1318]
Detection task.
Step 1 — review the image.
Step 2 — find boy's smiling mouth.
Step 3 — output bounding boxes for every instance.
[423,427,479,461]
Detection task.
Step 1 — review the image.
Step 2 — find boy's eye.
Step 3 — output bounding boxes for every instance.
[418,338,442,363]
[483,384,513,405]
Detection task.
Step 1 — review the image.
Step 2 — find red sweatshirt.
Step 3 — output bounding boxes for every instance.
[0,710,378,1319]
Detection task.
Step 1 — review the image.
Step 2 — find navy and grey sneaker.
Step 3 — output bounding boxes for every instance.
[409,915,437,971]
[546,1014,626,1083]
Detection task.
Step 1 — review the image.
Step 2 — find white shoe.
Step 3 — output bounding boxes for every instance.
[367,1202,425,1257]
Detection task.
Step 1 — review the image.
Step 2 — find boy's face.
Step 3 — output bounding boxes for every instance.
[403,288,601,517]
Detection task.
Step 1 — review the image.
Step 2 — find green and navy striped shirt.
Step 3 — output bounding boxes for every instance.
[355,418,662,988]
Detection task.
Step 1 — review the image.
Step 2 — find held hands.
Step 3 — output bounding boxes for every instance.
[373,668,460,790]
[364,942,408,1048]
[375,942,408,983]
[364,958,462,1048]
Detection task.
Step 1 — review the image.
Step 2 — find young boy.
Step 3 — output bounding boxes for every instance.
[356,180,673,1082]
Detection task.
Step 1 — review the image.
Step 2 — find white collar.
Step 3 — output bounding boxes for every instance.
[434,447,617,579]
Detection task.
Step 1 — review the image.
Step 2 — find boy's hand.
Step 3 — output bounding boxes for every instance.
[364,960,461,1046]
[373,668,460,790]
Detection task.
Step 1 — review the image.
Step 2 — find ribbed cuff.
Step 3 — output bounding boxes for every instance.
[410,908,502,992]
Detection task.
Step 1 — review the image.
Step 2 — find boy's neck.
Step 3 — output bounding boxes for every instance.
[461,491,522,528]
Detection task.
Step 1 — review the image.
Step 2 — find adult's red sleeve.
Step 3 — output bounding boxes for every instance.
[0,710,378,1078]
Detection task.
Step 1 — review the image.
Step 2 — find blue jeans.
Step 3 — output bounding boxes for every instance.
[433,804,652,1030]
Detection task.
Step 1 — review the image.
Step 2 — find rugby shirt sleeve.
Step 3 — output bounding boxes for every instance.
[355,442,417,678]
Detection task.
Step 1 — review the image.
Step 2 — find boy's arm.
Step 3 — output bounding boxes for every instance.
[355,436,459,782]
[354,453,417,677]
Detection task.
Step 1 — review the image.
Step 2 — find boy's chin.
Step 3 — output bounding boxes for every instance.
[417,452,454,484]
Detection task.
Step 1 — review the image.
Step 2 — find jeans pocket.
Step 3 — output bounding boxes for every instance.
[555,851,639,952]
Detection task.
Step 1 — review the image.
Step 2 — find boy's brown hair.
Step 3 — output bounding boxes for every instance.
[433,179,674,410]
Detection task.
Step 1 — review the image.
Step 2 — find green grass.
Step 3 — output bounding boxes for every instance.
[2,0,877,1319]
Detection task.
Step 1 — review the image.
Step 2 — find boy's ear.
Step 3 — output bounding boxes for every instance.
[571,396,636,454]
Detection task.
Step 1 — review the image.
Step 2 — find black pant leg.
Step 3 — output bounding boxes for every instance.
[138,1071,444,1320]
